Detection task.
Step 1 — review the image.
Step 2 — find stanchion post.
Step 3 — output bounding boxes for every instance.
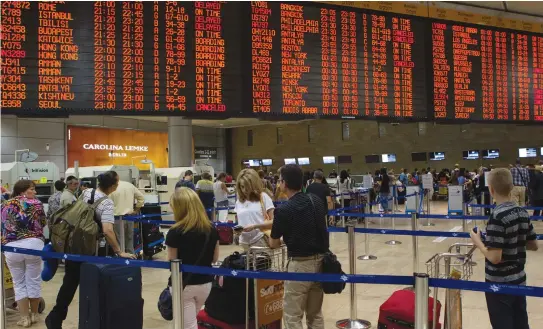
[412,212,419,273]
[341,192,346,227]
[358,208,377,261]
[422,189,435,227]
[119,215,126,253]
[170,259,183,329]
[336,226,371,329]
[414,273,430,329]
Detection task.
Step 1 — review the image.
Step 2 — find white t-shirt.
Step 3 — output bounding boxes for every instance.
[337,178,352,200]
[213,181,228,202]
[235,192,274,245]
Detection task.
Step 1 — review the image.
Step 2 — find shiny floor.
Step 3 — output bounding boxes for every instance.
[4,201,543,329]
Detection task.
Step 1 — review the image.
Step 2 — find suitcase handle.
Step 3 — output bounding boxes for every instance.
[386,317,414,328]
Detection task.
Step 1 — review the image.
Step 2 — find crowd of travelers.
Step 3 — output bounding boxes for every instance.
[1,160,541,329]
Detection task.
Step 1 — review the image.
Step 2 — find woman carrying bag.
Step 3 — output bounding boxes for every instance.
[234,169,275,251]
[164,188,220,329]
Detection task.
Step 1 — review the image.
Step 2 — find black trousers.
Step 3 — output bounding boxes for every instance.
[46,260,82,329]
[485,292,529,329]
[532,199,543,217]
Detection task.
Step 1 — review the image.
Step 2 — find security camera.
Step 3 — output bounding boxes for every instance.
[391,122,400,126]
[46,143,50,151]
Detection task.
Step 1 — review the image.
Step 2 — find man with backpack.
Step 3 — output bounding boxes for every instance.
[46,171,136,329]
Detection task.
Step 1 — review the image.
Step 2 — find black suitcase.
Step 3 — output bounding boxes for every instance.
[79,263,144,329]
[140,206,166,259]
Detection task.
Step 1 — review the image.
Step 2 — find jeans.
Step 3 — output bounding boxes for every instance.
[485,292,529,329]
[284,256,324,329]
[379,192,390,212]
[170,283,212,329]
[46,261,82,329]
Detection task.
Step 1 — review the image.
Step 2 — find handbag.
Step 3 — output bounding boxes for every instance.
[158,231,210,321]
[308,195,346,294]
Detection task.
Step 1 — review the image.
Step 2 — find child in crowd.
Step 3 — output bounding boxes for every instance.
[470,168,538,329]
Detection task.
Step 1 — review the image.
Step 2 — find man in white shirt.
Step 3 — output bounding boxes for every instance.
[109,180,145,254]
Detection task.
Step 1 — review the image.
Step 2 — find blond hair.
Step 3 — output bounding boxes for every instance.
[169,187,212,233]
[236,169,264,203]
[487,168,514,197]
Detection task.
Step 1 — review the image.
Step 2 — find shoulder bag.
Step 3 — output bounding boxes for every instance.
[158,230,210,321]
[308,195,346,294]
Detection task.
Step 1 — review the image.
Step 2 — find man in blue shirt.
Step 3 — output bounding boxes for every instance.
[399,168,408,186]
[175,170,196,191]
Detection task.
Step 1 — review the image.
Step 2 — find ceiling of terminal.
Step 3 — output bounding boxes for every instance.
[453,1,543,17]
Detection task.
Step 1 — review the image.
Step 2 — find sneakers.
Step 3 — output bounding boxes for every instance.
[31,313,39,324]
[16,316,31,328]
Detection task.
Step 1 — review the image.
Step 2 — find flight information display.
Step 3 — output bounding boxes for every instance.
[250,1,429,119]
[431,21,543,122]
[0,1,242,114]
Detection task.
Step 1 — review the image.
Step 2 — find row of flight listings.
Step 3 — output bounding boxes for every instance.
[244,147,543,167]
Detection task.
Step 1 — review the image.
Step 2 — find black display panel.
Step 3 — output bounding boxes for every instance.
[431,21,543,123]
[337,155,352,164]
[463,150,479,160]
[411,152,427,162]
[365,154,380,164]
[249,1,428,119]
[0,1,243,115]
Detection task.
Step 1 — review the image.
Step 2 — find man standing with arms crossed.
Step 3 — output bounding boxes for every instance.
[510,159,530,206]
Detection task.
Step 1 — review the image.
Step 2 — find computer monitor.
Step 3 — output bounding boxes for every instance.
[323,156,335,164]
[411,152,427,162]
[262,159,272,166]
[337,155,352,164]
[284,158,296,165]
[463,150,479,160]
[365,154,380,164]
[482,149,500,159]
[518,147,537,158]
[429,152,445,161]
[248,159,261,167]
[381,154,397,163]
[297,157,310,166]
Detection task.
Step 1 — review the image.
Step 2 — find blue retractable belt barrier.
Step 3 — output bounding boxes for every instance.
[2,246,543,297]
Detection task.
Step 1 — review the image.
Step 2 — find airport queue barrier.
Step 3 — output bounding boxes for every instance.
[4,206,543,329]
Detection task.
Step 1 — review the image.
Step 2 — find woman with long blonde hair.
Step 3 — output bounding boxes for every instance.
[235,169,275,251]
[166,187,219,329]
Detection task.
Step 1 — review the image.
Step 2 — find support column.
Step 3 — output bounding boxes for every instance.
[168,117,192,168]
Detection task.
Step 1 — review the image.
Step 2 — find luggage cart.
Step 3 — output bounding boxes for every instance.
[425,243,476,329]
[246,245,287,329]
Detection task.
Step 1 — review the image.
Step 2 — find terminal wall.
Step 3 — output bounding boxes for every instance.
[231,120,543,175]
[1,115,226,175]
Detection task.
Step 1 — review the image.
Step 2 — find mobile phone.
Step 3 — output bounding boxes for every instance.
[233,225,244,232]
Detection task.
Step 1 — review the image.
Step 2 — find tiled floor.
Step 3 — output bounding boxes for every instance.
[4,201,543,329]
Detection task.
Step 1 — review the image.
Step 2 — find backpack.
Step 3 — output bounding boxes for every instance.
[49,189,108,255]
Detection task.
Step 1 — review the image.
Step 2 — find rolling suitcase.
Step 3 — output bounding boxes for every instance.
[378,289,441,329]
[79,263,144,329]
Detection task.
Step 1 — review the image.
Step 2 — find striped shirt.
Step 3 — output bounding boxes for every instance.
[484,202,536,285]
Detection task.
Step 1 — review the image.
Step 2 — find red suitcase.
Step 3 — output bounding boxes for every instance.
[217,226,233,245]
[197,309,254,329]
[378,290,441,329]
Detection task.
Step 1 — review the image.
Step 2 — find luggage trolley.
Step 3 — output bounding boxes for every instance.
[246,245,287,329]
[425,243,476,329]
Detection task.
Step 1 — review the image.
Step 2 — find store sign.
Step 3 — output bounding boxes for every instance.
[195,147,217,159]
[67,126,168,169]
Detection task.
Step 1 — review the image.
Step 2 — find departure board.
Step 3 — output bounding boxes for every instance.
[0,1,242,114]
[250,1,428,119]
[431,21,543,122]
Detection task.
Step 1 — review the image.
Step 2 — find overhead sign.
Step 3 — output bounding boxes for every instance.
[194,147,218,160]
[67,126,168,169]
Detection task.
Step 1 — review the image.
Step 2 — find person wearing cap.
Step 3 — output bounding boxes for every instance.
[175,170,196,191]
